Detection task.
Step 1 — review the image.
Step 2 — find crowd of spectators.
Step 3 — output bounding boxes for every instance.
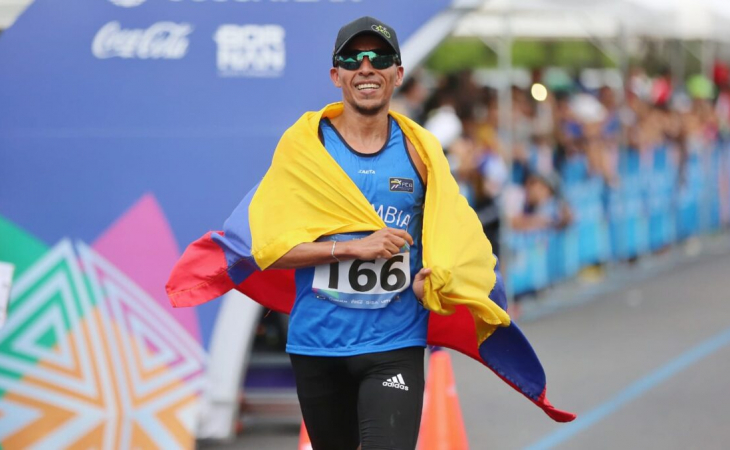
[392,63,730,300]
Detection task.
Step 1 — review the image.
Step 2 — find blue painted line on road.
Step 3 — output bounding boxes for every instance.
[525,326,730,450]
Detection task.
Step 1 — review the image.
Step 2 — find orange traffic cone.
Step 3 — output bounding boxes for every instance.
[298,420,312,450]
[417,350,469,450]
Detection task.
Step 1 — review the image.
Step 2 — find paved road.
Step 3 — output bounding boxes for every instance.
[204,240,730,449]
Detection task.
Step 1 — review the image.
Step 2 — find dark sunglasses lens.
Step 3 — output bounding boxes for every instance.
[371,55,396,69]
[338,58,361,70]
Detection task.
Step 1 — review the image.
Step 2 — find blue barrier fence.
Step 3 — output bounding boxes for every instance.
[507,144,730,296]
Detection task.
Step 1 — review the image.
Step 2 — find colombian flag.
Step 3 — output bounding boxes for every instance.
[167,103,575,422]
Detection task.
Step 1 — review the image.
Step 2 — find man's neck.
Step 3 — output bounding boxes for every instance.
[330,102,390,154]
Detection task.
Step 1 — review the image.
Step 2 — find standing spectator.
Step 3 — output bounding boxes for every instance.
[473,144,508,257]
[599,86,622,186]
[423,92,463,150]
[504,171,572,232]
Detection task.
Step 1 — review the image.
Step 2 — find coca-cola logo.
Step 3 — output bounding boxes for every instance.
[108,0,147,7]
[92,21,193,60]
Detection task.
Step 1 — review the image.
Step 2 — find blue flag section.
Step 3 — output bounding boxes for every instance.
[0,1,466,447]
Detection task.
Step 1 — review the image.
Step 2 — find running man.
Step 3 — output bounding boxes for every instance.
[167,13,574,450]
[269,17,430,449]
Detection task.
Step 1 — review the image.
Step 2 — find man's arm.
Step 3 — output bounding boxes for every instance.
[269,228,414,270]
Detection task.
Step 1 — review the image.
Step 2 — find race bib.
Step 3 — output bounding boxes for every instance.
[312,252,411,309]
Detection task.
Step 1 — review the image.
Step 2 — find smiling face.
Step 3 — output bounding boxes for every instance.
[330,34,404,116]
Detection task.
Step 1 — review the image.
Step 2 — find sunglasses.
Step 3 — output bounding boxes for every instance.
[334,50,400,71]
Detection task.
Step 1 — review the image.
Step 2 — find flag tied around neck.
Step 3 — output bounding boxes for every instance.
[166,102,576,422]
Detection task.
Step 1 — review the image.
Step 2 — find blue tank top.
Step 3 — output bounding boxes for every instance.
[286,116,429,356]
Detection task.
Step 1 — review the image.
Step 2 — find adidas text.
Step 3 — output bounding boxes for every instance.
[382,374,409,391]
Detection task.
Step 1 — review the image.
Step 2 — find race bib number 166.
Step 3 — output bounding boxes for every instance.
[312,252,411,308]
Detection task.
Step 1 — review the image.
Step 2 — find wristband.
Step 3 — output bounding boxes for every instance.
[331,241,341,262]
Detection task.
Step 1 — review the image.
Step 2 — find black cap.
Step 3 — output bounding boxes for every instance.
[332,16,401,67]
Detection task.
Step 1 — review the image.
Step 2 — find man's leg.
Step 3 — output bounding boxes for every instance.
[351,347,425,450]
[290,353,360,450]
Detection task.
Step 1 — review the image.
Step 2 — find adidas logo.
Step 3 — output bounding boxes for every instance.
[382,373,409,391]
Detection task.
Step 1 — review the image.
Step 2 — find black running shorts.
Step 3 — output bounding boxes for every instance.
[289,346,425,450]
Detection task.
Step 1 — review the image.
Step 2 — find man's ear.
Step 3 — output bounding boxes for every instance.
[394,66,405,88]
[330,67,342,88]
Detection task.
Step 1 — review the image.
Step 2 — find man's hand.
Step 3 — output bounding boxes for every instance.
[345,228,414,260]
[413,268,431,301]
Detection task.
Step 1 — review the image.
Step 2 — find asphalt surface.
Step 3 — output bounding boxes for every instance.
[202,235,730,449]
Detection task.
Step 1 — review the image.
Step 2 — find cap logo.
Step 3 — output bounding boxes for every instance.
[371,24,391,39]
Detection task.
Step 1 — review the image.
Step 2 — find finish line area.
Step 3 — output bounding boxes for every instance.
[4,1,730,448]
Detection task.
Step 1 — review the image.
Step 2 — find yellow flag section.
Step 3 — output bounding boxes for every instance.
[249,102,510,344]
